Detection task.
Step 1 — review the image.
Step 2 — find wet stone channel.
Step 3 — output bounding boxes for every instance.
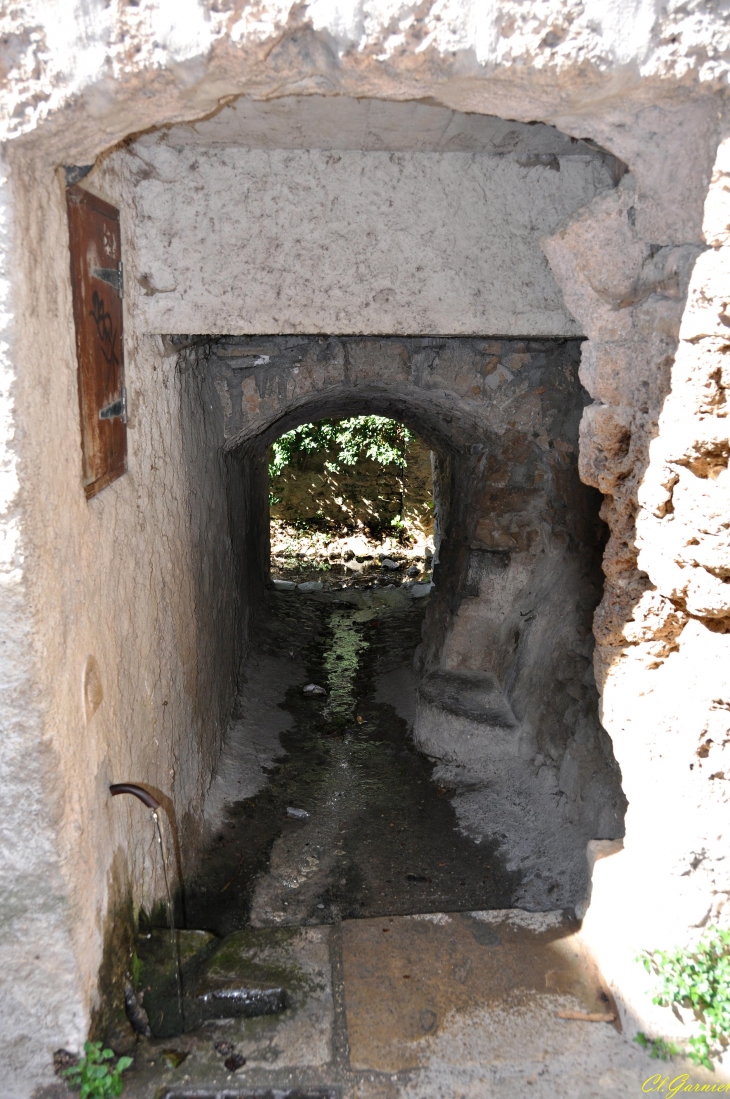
[181,588,519,936]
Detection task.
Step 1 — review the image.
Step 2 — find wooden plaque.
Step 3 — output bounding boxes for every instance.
[66,185,127,499]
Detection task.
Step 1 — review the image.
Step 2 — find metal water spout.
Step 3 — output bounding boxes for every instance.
[110,782,185,1030]
[110,783,160,809]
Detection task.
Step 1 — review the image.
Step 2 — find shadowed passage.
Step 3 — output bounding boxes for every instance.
[183,586,520,936]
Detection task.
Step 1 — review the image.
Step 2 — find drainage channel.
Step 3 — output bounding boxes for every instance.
[182,587,518,935]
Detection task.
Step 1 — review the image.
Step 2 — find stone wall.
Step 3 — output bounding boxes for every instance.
[270,431,434,537]
[206,334,624,909]
[558,139,730,1043]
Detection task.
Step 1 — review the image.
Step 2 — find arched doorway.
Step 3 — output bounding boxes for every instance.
[180,334,624,929]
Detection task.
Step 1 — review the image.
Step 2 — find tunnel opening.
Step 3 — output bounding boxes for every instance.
[180,409,527,937]
[267,414,436,591]
[93,97,630,942]
[167,334,626,950]
[130,334,628,1046]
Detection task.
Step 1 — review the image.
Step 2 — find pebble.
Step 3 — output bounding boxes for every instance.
[411,582,433,598]
[303,683,327,696]
[381,558,401,569]
[272,578,297,591]
[298,581,323,592]
[406,566,420,577]
[287,807,310,820]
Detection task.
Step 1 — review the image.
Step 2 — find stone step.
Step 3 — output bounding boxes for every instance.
[135,928,296,1038]
[417,669,519,727]
[415,670,523,763]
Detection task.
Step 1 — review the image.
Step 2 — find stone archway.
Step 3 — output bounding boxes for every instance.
[185,333,625,912]
[1,12,727,1087]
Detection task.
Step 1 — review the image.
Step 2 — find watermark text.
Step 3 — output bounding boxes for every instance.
[643,1076,730,1096]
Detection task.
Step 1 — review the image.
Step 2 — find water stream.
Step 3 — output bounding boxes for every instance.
[152,809,185,1030]
[183,588,519,935]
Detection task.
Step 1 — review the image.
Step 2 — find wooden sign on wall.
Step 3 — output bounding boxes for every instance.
[66,185,127,499]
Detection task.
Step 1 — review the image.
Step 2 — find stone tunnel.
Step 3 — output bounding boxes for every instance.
[196,332,625,911]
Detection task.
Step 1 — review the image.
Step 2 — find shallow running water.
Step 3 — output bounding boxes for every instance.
[182,589,519,935]
[153,809,185,1029]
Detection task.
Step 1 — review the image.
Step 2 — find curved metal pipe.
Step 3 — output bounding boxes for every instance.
[110,783,160,810]
[109,781,184,1028]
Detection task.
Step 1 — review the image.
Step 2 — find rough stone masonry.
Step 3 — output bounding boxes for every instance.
[205,333,625,910]
[3,2,730,1095]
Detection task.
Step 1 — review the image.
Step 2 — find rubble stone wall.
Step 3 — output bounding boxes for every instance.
[206,334,624,910]
[269,432,434,536]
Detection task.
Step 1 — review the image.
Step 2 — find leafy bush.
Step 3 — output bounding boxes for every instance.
[62,1041,133,1098]
[269,416,412,478]
[641,925,730,1070]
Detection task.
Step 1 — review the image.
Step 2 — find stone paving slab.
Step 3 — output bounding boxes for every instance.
[341,908,610,1073]
[340,910,662,1098]
[119,926,334,1097]
[54,910,713,1099]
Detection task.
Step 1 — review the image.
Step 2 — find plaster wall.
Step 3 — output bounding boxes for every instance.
[0,163,91,1097]
[122,111,614,335]
[0,158,246,1094]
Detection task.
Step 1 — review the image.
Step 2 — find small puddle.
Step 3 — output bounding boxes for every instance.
[182,588,519,935]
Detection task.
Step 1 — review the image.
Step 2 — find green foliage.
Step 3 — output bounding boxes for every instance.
[130,952,141,991]
[62,1041,133,1098]
[269,416,412,478]
[633,1032,681,1060]
[641,925,730,1070]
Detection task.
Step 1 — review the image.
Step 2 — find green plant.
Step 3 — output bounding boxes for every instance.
[62,1041,133,1098]
[633,1032,681,1060]
[641,925,730,1070]
[130,951,142,991]
[269,416,412,478]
